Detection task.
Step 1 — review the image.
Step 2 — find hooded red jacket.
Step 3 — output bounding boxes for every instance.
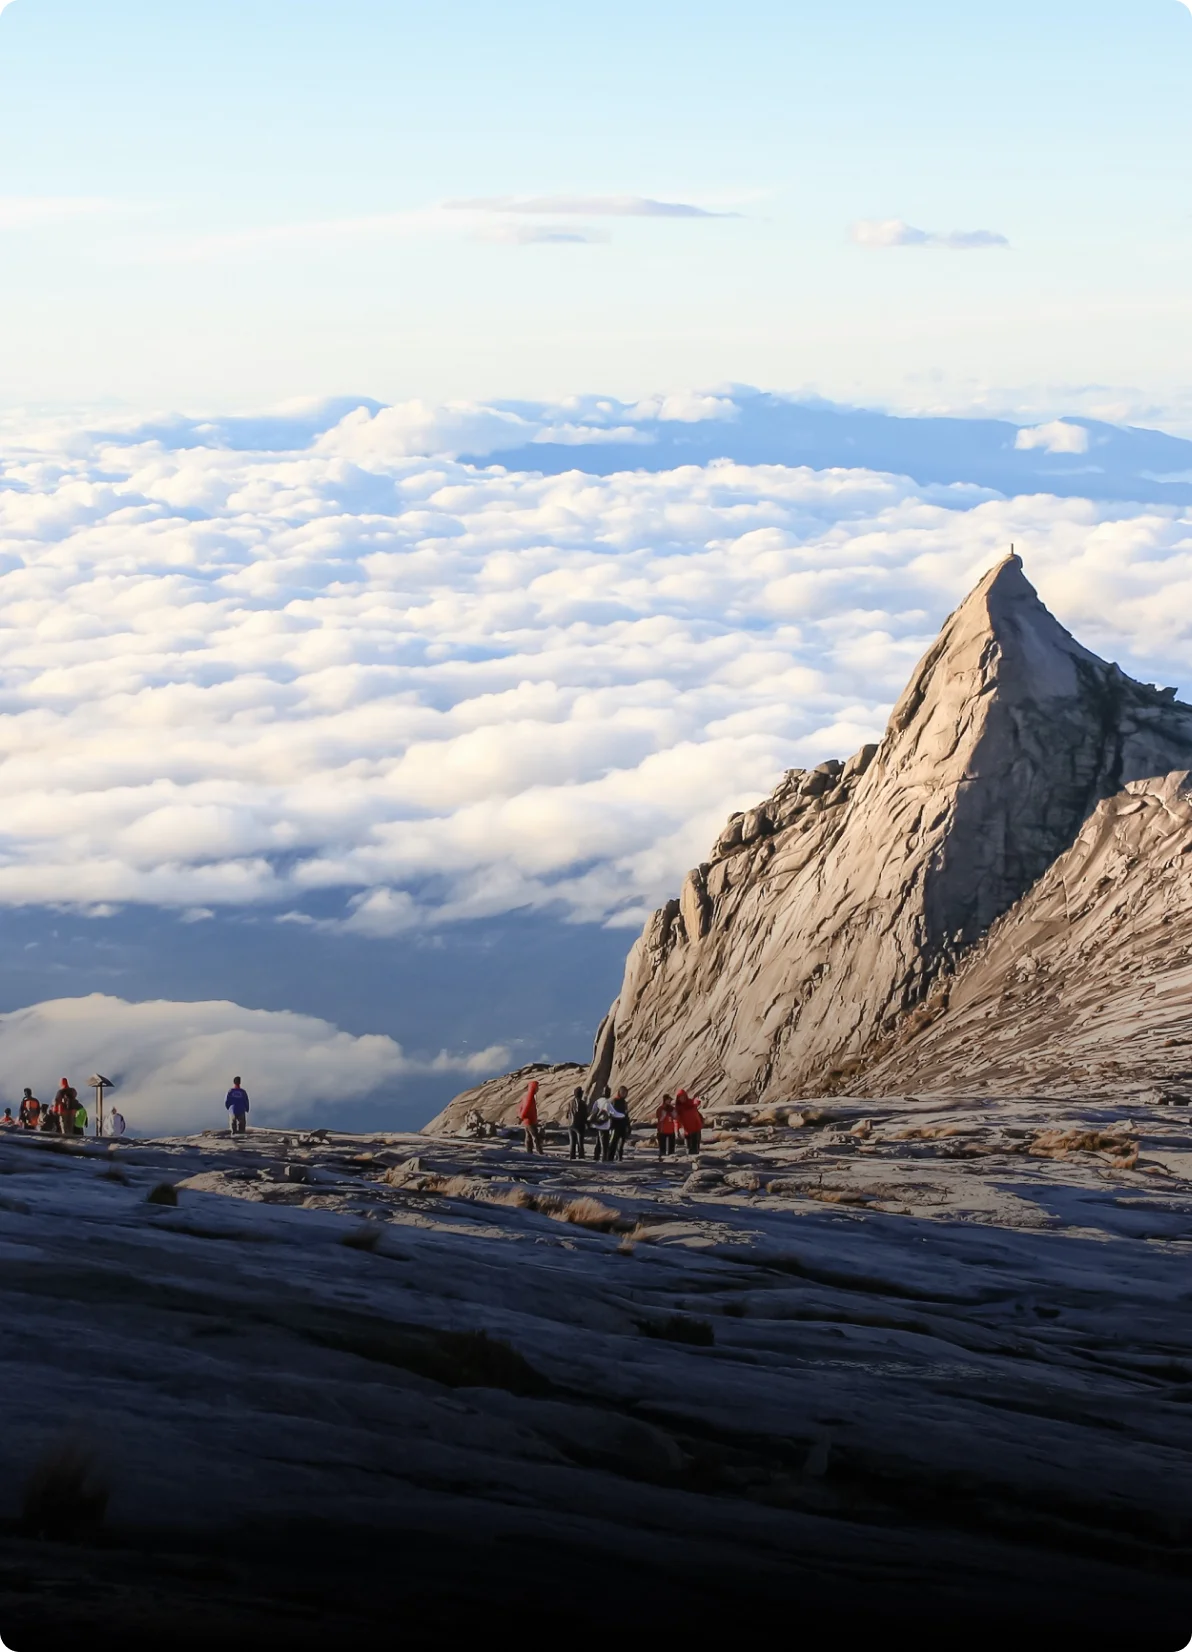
[674,1090,704,1133]
[518,1081,540,1126]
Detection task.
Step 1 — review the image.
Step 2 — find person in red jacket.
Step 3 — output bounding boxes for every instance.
[518,1080,543,1154]
[655,1095,677,1160]
[674,1089,704,1156]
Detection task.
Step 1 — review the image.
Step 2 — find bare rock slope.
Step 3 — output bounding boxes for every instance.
[856,770,1192,1097]
[426,1060,584,1134]
[565,554,1192,1110]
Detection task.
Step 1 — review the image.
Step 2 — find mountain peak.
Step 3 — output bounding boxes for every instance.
[443,556,1192,1122]
[571,556,1192,1106]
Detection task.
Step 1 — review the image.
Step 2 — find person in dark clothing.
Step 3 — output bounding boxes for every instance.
[226,1077,250,1136]
[567,1087,588,1160]
[18,1089,37,1129]
[53,1080,79,1137]
[607,1086,630,1161]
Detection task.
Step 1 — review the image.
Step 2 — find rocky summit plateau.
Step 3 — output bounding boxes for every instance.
[9,555,1192,1650]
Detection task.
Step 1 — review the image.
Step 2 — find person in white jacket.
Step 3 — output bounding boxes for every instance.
[105,1109,126,1138]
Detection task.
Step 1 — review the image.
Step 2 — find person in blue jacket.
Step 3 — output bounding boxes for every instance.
[225,1076,250,1136]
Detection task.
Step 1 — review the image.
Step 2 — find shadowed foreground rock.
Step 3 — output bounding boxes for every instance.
[3,1117,1192,1648]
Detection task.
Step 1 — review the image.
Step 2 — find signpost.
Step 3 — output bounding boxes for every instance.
[89,1075,114,1139]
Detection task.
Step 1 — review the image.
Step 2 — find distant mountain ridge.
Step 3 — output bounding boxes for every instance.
[469,396,1192,508]
[101,390,1192,508]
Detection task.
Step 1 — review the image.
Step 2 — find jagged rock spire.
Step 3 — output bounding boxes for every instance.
[582,555,1192,1107]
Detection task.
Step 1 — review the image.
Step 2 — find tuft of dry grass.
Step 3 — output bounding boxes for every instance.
[408,1170,634,1234]
[98,1165,129,1184]
[892,1124,966,1141]
[340,1224,384,1251]
[1030,1128,1138,1167]
[425,1174,486,1199]
[21,1443,110,1541]
[146,1182,179,1206]
[557,1195,623,1232]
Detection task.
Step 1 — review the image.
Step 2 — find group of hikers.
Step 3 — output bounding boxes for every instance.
[0,1080,126,1138]
[517,1080,704,1161]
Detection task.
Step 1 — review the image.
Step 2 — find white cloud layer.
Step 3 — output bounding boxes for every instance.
[851,219,1009,250]
[0,399,1189,933]
[1015,420,1091,455]
[0,994,506,1135]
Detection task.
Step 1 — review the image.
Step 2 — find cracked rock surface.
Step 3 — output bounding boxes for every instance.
[3,1115,1192,1645]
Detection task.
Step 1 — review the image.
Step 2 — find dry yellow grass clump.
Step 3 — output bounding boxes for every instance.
[1029,1129,1139,1169]
[494,1188,626,1232]
[411,1175,630,1234]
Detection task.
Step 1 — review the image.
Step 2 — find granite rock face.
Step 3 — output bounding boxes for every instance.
[427,1060,585,1135]
[576,554,1192,1110]
[857,770,1192,1097]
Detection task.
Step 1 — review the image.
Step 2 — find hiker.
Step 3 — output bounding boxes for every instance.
[589,1087,612,1162]
[675,1089,704,1156]
[607,1086,631,1161]
[74,1098,88,1137]
[567,1087,588,1160]
[106,1108,126,1138]
[18,1089,38,1129]
[0,1107,14,1129]
[518,1079,543,1154]
[53,1080,79,1137]
[656,1094,677,1159]
[226,1076,250,1137]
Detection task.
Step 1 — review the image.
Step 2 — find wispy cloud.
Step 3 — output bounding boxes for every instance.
[445,194,737,219]
[851,218,1009,251]
[104,193,730,264]
[475,221,609,245]
[0,197,131,229]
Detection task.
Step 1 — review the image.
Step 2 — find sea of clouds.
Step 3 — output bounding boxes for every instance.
[2,393,1192,938]
[1,390,1191,1130]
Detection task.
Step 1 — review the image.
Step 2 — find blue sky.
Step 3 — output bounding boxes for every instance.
[0,0,1189,414]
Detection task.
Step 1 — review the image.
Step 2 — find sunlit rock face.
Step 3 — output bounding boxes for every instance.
[857,770,1192,1098]
[578,554,1192,1109]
